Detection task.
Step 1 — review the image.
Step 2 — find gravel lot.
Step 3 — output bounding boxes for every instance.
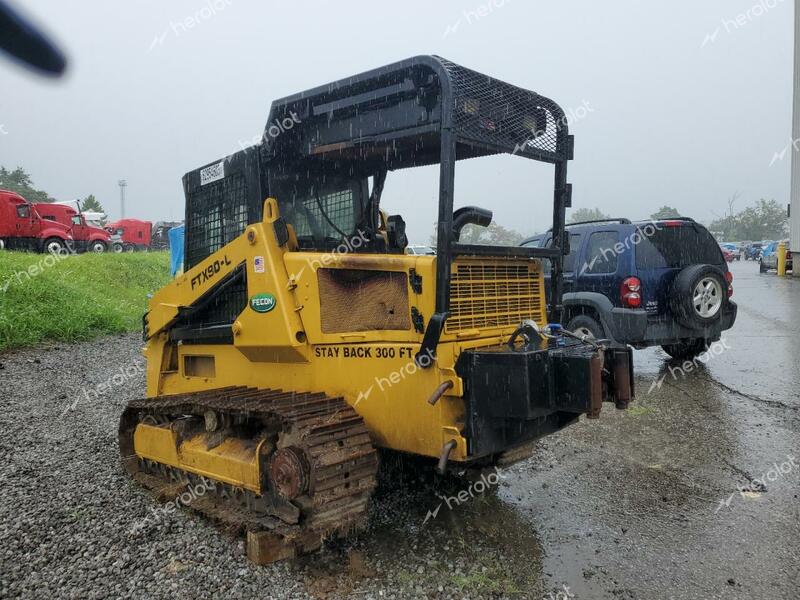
[0,333,548,600]
[1,262,798,599]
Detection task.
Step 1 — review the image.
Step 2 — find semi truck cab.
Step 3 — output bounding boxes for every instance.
[34,203,110,253]
[105,218,153,252]
[0,190,73,254]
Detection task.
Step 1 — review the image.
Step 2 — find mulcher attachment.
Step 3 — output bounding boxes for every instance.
[118,387,378,563]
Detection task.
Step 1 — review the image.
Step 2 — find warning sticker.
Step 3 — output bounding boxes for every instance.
[254,256,265,273]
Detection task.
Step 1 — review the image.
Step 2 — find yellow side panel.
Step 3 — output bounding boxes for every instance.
[150,337,508,462]
[133,424,261,492]
[283,252,433,345]
[134,423,181,465]
[179,435,261,493]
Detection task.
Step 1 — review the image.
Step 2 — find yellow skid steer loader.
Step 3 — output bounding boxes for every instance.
[119,55,634,563]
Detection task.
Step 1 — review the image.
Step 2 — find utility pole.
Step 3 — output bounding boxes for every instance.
[791,0,800,275]
[118,179,127,219]
[725,192,739,240]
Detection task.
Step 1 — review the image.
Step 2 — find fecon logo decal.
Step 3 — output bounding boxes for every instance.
[250,293,277,313]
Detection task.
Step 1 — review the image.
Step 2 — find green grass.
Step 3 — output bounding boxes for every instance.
[0,251,171,351]
[627,405,656,416]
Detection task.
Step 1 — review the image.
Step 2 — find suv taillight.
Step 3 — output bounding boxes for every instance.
[725,271,733,298]
[620,277,642,308]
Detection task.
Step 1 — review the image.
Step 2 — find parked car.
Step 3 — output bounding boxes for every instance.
[521,217,737,359]
[759,240,793,273]
[34,202,110,252]
[0,190,73,253]
[719,245,736,262]
[744,241,763,261]
[720,242,740,260]
[405,245,436,255]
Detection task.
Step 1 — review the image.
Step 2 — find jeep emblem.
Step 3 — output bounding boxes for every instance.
[249,293,277,313]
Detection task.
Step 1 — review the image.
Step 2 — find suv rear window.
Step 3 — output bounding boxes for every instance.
[635,225,723,269]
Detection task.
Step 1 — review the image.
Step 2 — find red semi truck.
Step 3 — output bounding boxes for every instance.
[34,203,111,252]
[105,218,152,252]
[0,190,73,254]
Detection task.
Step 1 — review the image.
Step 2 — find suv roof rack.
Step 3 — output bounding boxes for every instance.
[638,216,695,223]
[565,218,631,227]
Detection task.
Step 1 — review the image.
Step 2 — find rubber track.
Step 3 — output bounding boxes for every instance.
[119,386,378,548]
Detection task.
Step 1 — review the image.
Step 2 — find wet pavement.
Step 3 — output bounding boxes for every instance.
[318,259,800,599]
[1,261,798,599]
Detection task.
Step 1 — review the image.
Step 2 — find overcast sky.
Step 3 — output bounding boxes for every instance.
[0,0,794,242]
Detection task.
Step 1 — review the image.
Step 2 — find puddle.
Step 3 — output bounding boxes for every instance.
[298,459,547,598]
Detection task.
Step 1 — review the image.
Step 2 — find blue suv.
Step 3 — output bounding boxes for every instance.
[521,218,737,359]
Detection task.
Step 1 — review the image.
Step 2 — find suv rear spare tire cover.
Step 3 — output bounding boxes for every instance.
[670,264,727,327]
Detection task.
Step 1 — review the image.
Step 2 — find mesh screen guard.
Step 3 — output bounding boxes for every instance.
[262,55,571,169]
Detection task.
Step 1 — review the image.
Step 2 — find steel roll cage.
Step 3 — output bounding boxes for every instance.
[260,56,574,358]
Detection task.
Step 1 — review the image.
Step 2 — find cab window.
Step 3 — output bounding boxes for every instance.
[71,216,82,225]
[271,174,367,249]
[16,205,30,218]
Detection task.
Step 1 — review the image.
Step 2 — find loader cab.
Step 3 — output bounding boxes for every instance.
[181,56,574,352]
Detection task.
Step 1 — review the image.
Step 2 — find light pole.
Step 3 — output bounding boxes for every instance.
[791,0,800,274]
[118,179,127,219]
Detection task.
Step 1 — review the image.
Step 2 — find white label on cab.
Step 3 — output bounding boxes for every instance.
[254,256,265,273]
[199,161,225,186]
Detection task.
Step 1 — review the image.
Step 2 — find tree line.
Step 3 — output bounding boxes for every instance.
[566,201,787,242]
[4,166,788,243]
[0,166,106,216]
